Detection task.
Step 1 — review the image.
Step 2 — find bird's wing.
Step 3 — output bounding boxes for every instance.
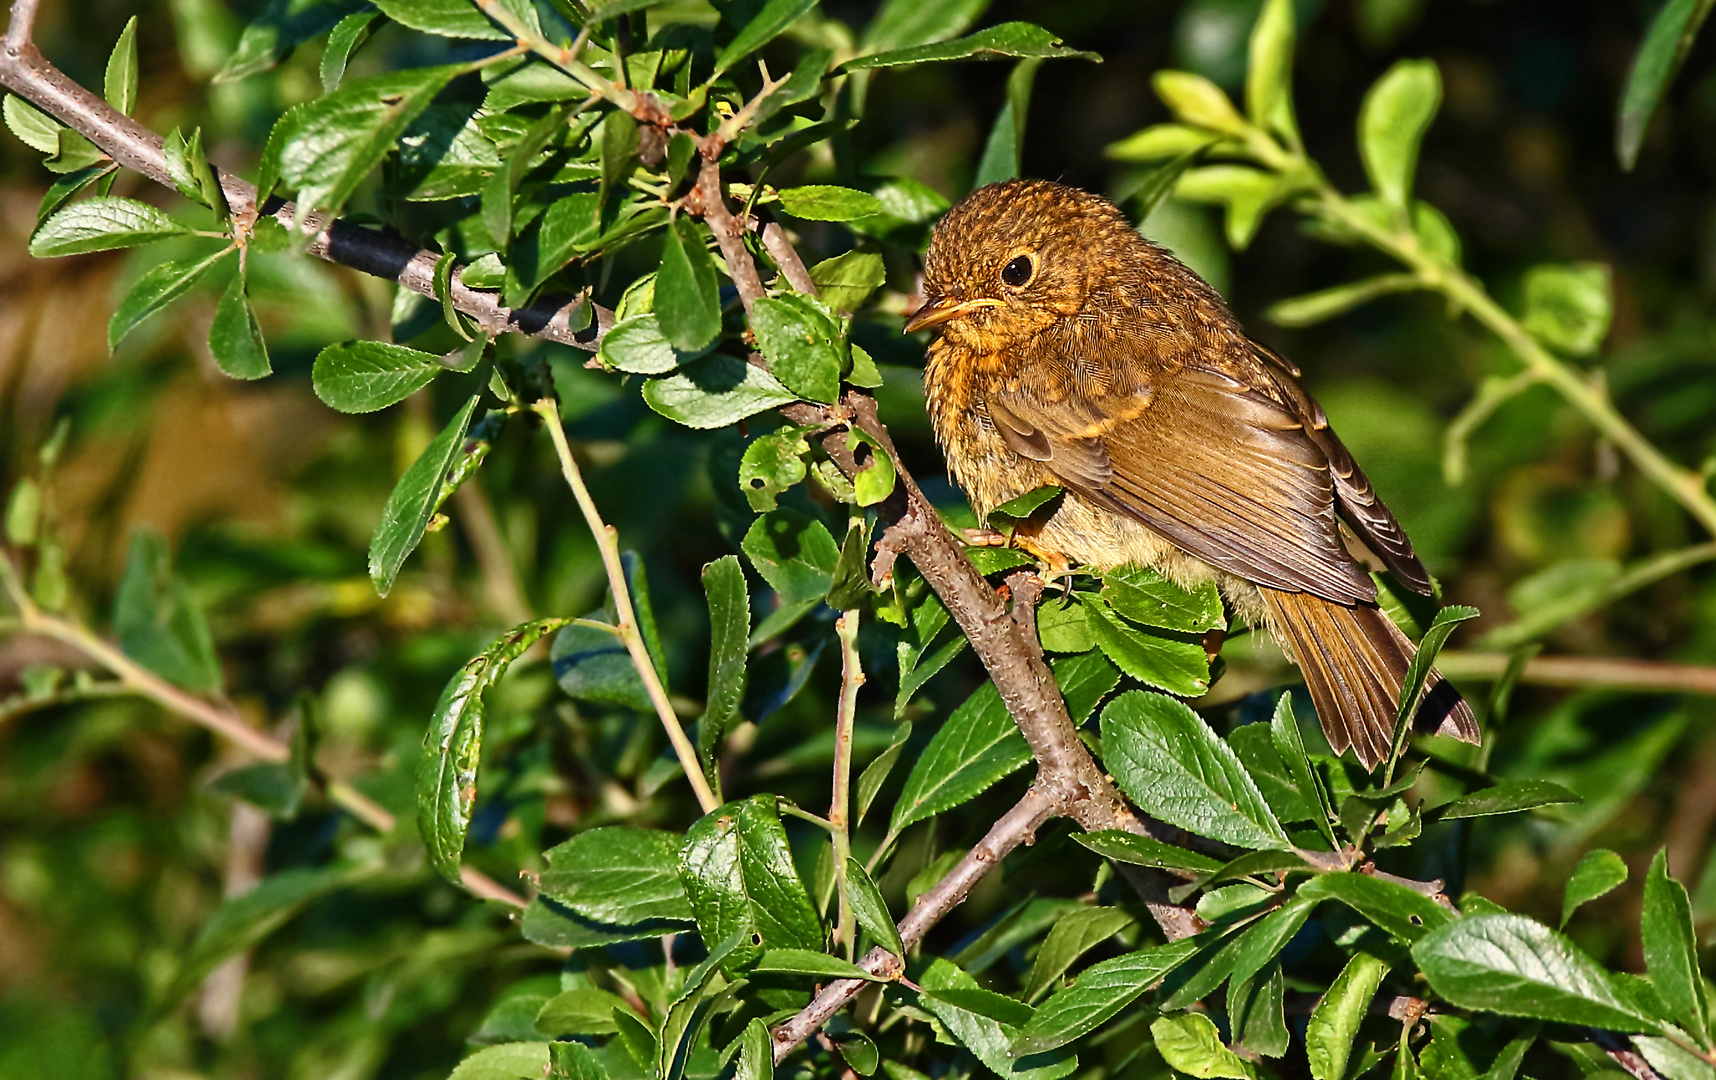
[1251,343,1434,595]
[987,358,1378,605]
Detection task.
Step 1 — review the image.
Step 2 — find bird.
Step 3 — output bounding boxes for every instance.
[908,178,1478,770]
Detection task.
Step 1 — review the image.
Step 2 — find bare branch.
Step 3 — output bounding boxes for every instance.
[759,220,819,296]
[771,785,1062,1062]
[5,0,40,50]
[691,151,767,313]
[1437,650,1716,696]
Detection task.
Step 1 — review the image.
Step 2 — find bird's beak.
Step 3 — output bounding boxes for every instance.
[904,295,1002,334]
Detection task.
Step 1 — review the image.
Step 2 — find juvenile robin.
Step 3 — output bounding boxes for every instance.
[909,179,1478,769]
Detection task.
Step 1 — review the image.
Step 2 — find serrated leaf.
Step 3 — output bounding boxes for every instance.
[1429,779,1581,820]
[1643,848,1710,1047]
[924,957,1077,1079]
[751,293,846,403]
[1308,952,1390,1080]
[714,0,820,74]
[417,617,569,881]
[1359,58,1441,212]
[312,340,441,413]
[810,250,886,312]
[208,275,272,379]
[891,679,1029,832]
[1099,690,1288,850]
[845,857,902,956]
[1153,1012,1255,1079]
[322,10,379,90]
[1024,907,1136,1002]
[643,354,798,429]
[738,427,811,512]
[31,196,191,257]
[753,948,886,981]
[598,314,711,374]
[1296,872,1456,943]
[538,827,694,926]
[369,395,480,595]
[108,248,231,350]
[1411,914,1664,1031]
[845,21,1100,70]
[1013,939,1203,1055]
[1071,830,1222,874]
[656,215,722,351]
[1561,849,1628,927]
[1082,595,1209,696]
[697,556,747,792]
[1386,604,1479,770]
[373,0,511,39]
[104,17,139,115]
[742,508,839,605]
[1101,564,1226,633]
[5,93,64,154]
[261,66,462,218]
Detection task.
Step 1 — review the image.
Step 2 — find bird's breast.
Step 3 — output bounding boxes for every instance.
[923,340,1050,519]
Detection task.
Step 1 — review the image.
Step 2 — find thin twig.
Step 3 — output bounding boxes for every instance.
[771,785,1062,1063]
[530,401,719,814]
[1436,651,1716,696]
[690,152,767,314]
[759,221,819,296]
[830,609,863,958]
[0,551,529,907]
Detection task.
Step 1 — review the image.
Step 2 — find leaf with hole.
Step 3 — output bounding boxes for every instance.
[417,617,569,882]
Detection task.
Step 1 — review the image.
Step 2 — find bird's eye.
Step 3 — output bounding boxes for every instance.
[1001,254,1034,287]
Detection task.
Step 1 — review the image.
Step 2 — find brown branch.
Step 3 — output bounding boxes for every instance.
[1436,651,1716,696]
[759,220,819,296]
[771,784,1062,1062]
[689,151,766,314]
[0,18,605,351]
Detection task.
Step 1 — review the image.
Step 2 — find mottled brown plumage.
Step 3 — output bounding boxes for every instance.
[912,179,1477,769]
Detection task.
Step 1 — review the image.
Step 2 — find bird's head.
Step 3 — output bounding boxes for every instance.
[907,179,1141,351]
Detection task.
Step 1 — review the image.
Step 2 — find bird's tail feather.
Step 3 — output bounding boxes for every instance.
[1260,589,1479,770]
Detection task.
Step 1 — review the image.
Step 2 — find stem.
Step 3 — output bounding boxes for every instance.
[692,153,767,314]
[771,785,1061,1063]
[0,550,528,908]
[1313,188,1716,538]
[469,0,633,112]
[531,400,719,814]
[830,609,863,959]
[1435,651,1716,696]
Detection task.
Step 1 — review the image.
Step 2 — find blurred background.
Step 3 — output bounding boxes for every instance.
[2,0,1715,1077]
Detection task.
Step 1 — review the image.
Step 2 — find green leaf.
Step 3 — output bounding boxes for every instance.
[1099,690,1288,849]
[538,827,694,925]
[1152,1012,1256,1080]
[534,988,633,1037]
[368,395,480,595]
[1116,139,1216,221]
[1268,693,1339,848]
[861,0,989,52]
[1296,872,1456,944]
[643,353,798,429]
[373,0,510,39]
[922,957,1076,1080]
[1245,0,1296,141]
[1107,122,1226,162]
[1308,952,1390,1080]
[922,987,1035,1028]
[810,251,886,312]
[1617,0,1715,169]
[114,528,223,694]
[750,293,847,403]
[1056,649,1121,724]
[30,196,191,257]
[656,216,722,352]
[1359,58,1441,212]
[891,680,1029,832]
[312,340,440,413]
[1013,938,1203,1055]
[1024,906,1136,1002]
[509,191,601,294]
[660,934,744,1080]
[844,428,897,507]
[1561,849,1628,927]
[1226,895,1317,989]
[1386,604,1479,771]
[857,722,911,826]
[208,275,272,380]
[105,17,139,115]
[1230,962,1289,1059]
[1101,564,1226,633]
[974,57,1041,187]
[1167,849,1311,907]
[5,93,64,154]
[679,807,762,973]
[754,948,886,981]
[599,314,712,375]
[743,508,839,605]
[157,866,358,1013]
[108,248,231,350]
[739,427,812,512]
[1036,597,1093,652]
[1522,263,1613,356]
[698,556,748,791]
[1412,914,1664,1031]
[846,21,1100,70]
[261,66,462,218]
[845,857,902,956]
[737,1018,772,1080]
[1643,849,1710,1047]
[1154,70,1248,135]
[218,0,370,80]
[714,0,820,74]
[553,615,646,710]
[417,617,569,881]
[988,485,1063,530]
[1174,164,1287,249]
[1429,779,1582,820]
[451,1043,555,1080]
[733,796,823,950]
[1266,273,1422,328]
[321,10,378,91]
[1081,595,1209,696]
[1071,830,1223,874]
